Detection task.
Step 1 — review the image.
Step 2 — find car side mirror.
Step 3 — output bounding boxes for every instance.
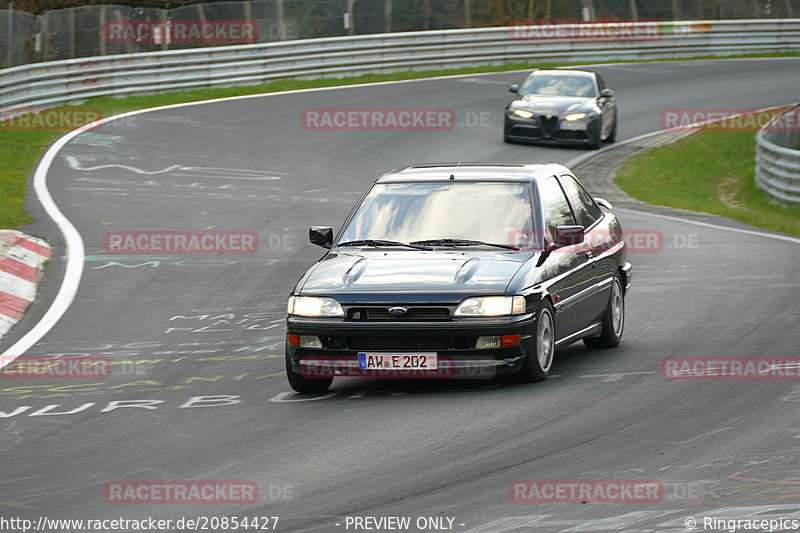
[600,88,614,98]
[509,84,520,93]
[554,225,585,248]
[594,197,613,210]
[309,226,333,248]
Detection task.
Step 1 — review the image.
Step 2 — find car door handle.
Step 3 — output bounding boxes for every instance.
[585,250,597,266]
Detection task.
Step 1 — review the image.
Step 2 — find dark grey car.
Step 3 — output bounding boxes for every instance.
[504,69,618,149]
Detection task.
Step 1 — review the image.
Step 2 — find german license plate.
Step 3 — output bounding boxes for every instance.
[358,353,438,370]
[559,121,588,131]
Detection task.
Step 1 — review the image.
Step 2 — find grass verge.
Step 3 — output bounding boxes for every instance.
[1,51,799,228]
[615,122,800,236]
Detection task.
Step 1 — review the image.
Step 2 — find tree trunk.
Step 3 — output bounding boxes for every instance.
[68,7,75,58]
[277,0,286,40]
[99,5,106,55]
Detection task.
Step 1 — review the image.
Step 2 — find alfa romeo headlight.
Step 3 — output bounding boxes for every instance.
[564,113,588,121]
[512,109,534,119]
[287,296,344,317]
[454,296,526,317]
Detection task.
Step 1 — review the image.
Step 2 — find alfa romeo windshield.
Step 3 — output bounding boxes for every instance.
[520,74,597,97]
[336,181,536,248]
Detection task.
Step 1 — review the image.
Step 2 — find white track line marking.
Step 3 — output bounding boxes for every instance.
[618,208,800,245]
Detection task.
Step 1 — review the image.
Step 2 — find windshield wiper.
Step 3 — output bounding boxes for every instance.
[410,238,519,251]
[337,239,432,251]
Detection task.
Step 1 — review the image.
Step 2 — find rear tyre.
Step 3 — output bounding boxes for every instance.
[285,345,333,393]
[516,302,555,382]
[584,273,625,349]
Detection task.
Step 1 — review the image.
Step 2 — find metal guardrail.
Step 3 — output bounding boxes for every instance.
[755,104,800,205]
[1,19,800,110]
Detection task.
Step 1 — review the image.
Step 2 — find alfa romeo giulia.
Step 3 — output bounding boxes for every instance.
[504,69,617,149]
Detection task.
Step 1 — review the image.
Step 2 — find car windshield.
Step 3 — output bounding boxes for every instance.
[337,181,535,248]
[520,74,597,97]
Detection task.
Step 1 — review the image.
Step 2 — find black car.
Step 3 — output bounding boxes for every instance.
[285,163,632,393]
[504,69,617,149]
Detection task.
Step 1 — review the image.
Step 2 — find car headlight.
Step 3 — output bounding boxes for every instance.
[454,296,526,317]
[287,296,344,317]
[564,112,588,121]
[512,109,534,119]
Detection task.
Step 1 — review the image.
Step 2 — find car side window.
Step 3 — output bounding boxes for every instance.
[558,174,603,228]
[596,74,606,92]
[538,176,576,239]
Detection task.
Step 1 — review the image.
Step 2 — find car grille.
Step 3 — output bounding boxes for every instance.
[509,125,542,139]
[346,306,451,321]
[554,130,590,141]
[539,115,559,136]
[342,335,475,351]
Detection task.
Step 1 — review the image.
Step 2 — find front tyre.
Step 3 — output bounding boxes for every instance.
[517,301,555,382]
[285,345,333,393]
[606,116,617,143]
[584,273,625,349]
[588,126,602,150]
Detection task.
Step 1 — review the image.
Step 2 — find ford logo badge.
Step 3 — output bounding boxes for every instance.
[388,306,408,315]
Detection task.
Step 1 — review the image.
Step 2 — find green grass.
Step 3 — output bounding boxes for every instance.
[615,126,800,236]
[1,51,799,228]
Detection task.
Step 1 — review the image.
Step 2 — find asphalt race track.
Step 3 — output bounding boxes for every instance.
[1,59,800,533]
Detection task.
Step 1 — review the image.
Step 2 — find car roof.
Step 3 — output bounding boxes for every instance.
[529,69,596,78]
[377,163,571,183]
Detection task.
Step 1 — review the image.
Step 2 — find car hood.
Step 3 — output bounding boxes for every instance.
[297,249,538,304]
[511,94,593,115]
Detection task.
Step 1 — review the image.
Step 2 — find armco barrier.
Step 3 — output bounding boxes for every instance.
[755,104,800,205]
[1,19,800,110]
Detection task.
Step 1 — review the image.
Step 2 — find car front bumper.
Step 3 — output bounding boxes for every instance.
[286,313,537,380]
[504,115,599,145]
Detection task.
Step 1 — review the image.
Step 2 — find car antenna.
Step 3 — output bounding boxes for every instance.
[450,161,461,180]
